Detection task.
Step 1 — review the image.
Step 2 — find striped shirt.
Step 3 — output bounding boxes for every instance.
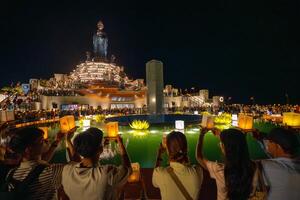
[7,160,64,200]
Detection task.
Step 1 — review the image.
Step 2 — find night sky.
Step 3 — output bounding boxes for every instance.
[1,1,299,104]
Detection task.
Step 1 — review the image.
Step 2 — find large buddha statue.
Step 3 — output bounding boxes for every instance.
[93,20,108,60]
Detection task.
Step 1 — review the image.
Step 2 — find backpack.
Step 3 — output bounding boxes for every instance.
[0,164,46,200]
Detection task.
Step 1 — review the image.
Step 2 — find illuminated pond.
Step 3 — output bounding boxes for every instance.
[50,122,272,168]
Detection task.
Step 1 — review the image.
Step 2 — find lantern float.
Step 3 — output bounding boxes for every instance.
[238,114,253,130]
[283,112,300,127]
[106,122,119,138]
[60,115,76,133]
[127,163,140,183]
[201,115,214,129]
[175,120,185,131]
[83,119,91,127]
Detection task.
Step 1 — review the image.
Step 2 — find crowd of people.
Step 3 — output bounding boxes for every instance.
[37,89,80,97]
[0,124,299,200]
[226,104,300,115]
[12,107,143,124]
[7,103,299,127]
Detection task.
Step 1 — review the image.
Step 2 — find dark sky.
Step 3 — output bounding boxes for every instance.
[1,1,299,104]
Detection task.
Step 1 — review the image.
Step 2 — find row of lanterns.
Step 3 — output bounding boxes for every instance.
[17,112,300,140]
[201,112,300,131]
[15,118,60,128]
[51,112,300,184]
[201,113,254,131]
[105,112,300,138]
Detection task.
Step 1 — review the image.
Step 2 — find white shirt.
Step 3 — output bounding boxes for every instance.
[262,157,300,200]
[152,162,203,200]
[62,162,130,200]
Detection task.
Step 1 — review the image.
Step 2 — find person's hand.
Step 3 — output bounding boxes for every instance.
[116,135,123,144]
[158,142,166,154]
[69,126,78,134]
[66,127,78,141]
[200,127,209,135]
[116,135,126,155]
[55,131,65,142]
[252,129,263,141]
[211,128,221,137]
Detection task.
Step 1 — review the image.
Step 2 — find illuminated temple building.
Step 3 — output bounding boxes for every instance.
[39,21,147,110]
[40,58,147,110]
[35,21,221,111]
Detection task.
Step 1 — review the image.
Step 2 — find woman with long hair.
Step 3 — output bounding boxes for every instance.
[153,131,203,200]
[197,128,258,200]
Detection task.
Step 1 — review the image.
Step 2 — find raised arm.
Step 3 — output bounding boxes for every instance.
[65,127,81,162]
[42,127,79,162]
[155,143,165,168]
[196,128,209,170]
[116,135,131,170]
[42,131,65,162]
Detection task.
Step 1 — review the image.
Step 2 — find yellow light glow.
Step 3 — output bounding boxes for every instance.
[238,114,253,130]
[214,113,232,124]
[128,163,140,183]
[106,122,119,137]
[39,127,49,139]
[129,120,150,130]
[130,130,149,137]
[60,115,75,133]
[283,112,300,127]
[201,115,214,129]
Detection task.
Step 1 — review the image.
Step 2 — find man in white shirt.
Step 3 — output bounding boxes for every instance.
[62,127,131,200]
[261,127,300,200]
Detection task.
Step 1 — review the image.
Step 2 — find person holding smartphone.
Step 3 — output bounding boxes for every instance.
[153,131,203,200]
[197,128,260,200]
[1,127,68,200]
[61,127,132,200]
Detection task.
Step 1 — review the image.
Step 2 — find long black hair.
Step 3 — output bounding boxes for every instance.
[166,131,189,163]
[220,129,255,200]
